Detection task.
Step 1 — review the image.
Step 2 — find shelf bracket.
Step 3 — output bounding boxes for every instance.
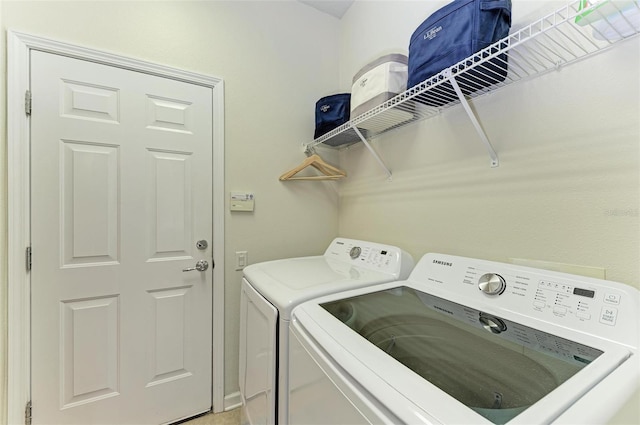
[351,125,393,181]
[449,74,499,168]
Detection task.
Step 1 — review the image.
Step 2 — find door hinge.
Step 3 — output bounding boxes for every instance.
[26,246,32,271]
[25,400,32,425]
[25,90,32,116]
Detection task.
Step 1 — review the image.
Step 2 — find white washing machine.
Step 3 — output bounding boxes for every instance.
[288,253,639,424]
[239,238,414,425]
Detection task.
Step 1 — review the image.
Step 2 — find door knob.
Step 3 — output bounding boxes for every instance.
[183,260,209,272]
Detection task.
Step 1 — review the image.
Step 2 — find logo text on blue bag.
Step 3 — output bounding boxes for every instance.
[424,26,442,40]
[320,105,331,112]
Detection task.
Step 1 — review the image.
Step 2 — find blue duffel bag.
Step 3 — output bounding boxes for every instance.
[314,93,351,140]
[407,0,512,105]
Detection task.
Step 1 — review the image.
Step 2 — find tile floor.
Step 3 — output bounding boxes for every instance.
[180,408,240,425]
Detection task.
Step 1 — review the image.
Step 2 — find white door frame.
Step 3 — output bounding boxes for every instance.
[7,30,226,424]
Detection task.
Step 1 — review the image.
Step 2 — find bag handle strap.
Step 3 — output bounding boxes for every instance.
[481,1,511,25]
[480,1,511,11]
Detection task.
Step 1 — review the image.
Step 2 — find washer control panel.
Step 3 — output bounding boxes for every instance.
[412,253,639,346]
[531,279,621,326]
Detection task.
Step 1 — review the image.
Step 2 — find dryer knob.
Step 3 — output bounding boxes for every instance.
[349,246,362,259]
[478,273,506,296]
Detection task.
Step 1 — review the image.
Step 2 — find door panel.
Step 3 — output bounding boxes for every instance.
[61,295,120,408]
[61,140,120,266]
[147,149,193,259]
[61,79,120,123]
[30,50,213,424]
[146,94,194,133]
[146,286,192,386]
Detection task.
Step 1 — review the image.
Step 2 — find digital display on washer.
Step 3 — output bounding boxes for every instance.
[321,286,603,425]
[573,287,595,298]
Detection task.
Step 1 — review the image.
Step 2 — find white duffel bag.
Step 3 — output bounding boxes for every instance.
[351,53,413,132]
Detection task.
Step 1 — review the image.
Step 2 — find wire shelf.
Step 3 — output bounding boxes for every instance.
[306,0,640,153]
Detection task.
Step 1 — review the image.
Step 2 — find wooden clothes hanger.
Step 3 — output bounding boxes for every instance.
[279,153,347,181]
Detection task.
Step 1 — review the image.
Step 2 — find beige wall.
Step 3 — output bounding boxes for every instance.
[336,2,639,421]
[1,0,639,423]
[337,0,639,289]
[336,2,639,422]
[0,0,7,420]
[0,1,340,421]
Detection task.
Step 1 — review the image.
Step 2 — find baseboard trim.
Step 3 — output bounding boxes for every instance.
[223,391,242,412]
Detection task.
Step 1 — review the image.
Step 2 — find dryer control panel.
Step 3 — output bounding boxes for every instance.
[411,253,639,347]
[324,238,413,278]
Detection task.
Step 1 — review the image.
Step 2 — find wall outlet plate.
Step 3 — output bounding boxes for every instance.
[235,251,248,270]
[509,258,606,280]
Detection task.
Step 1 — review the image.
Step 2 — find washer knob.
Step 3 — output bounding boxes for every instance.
[349,246,362,259]
[479,313,507,334]
[478,273,506,296]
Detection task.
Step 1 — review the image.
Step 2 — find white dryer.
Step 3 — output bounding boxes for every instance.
[289,253,639,424]
[239,238,414,425]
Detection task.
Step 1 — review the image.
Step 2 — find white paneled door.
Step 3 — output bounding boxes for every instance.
[30,50,213,424]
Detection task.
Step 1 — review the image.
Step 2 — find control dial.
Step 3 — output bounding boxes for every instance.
[349,246,362,259]
[478,273,506,296]
[479,313,507,334]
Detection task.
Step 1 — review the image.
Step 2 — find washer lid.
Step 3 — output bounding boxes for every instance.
[294,282,635,425]
[322,286,604,424]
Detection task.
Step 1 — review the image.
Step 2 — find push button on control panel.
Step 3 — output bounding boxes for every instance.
[576,311,591,320]
[604,293,621,305]
[533,301,545,309]
[553,306,567,315]
[599,307,618,326]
